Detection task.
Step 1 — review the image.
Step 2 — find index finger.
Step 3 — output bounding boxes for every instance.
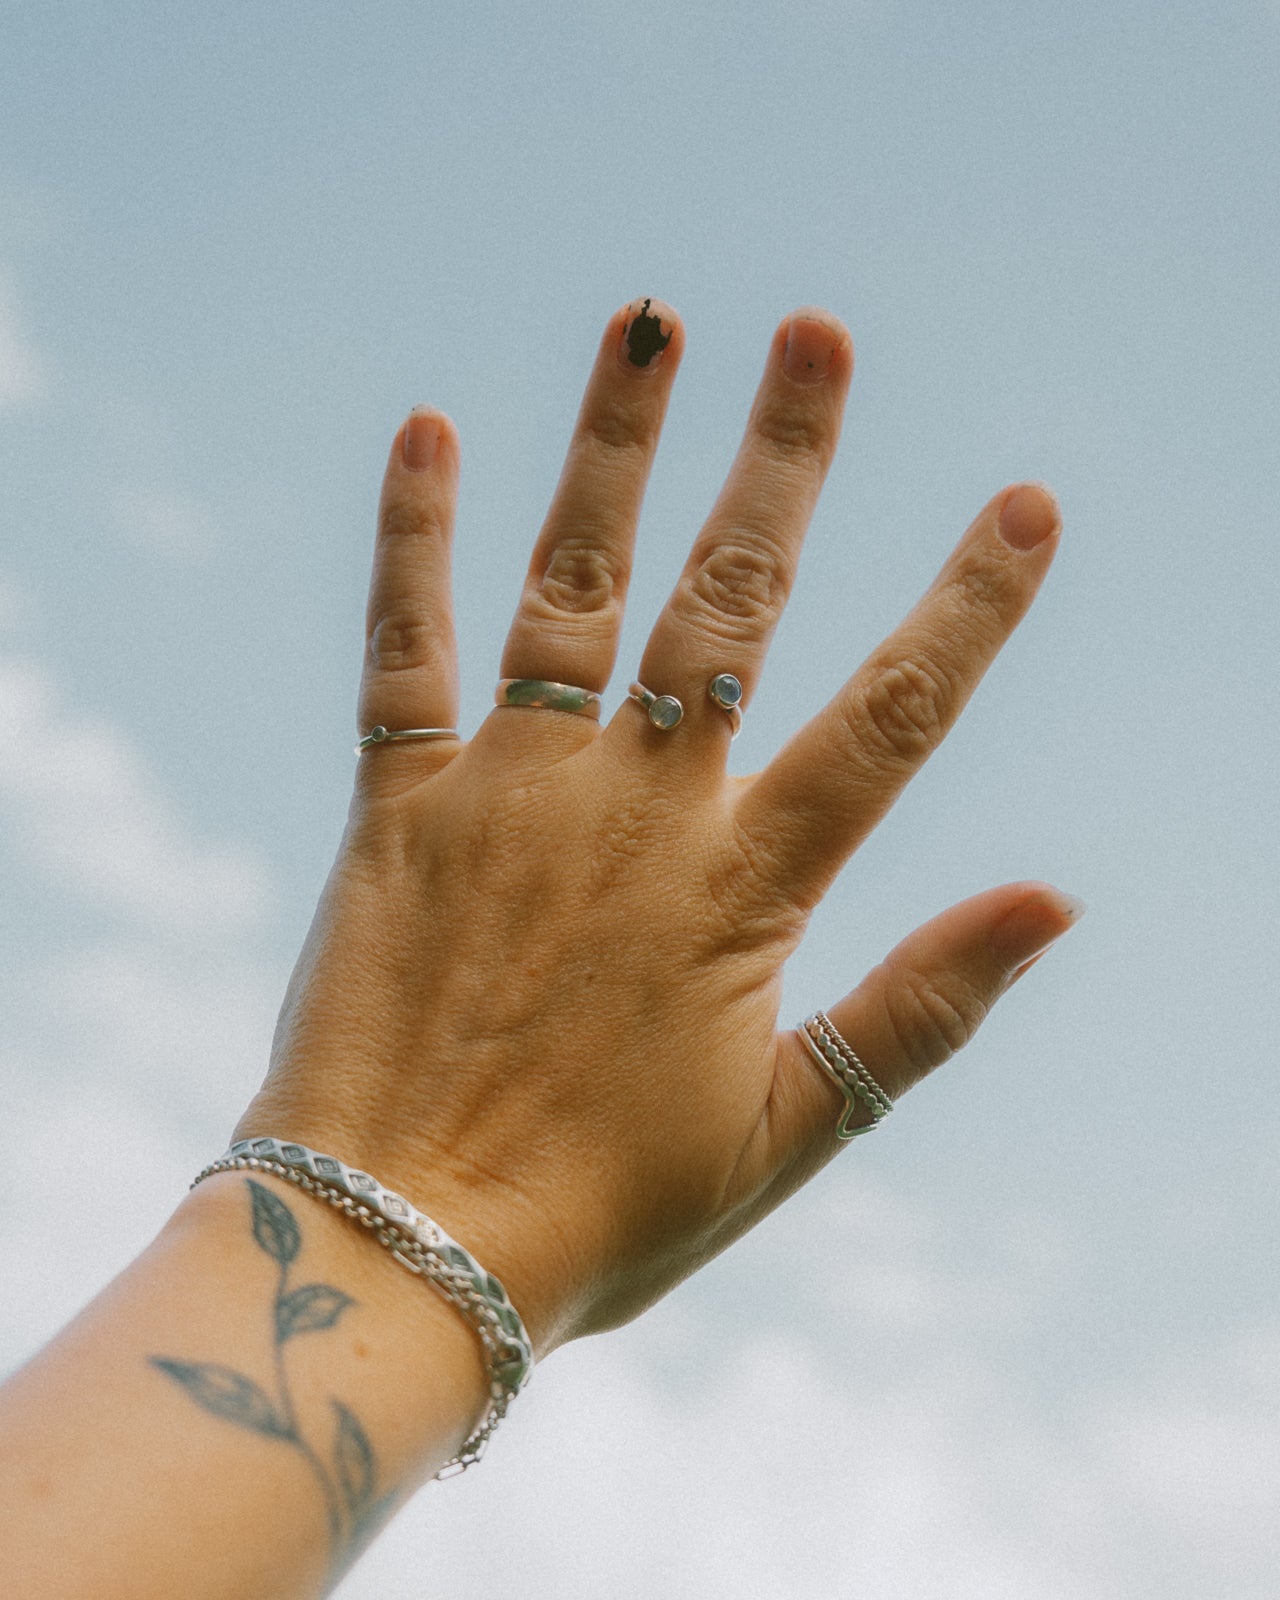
[734,482,1062,910]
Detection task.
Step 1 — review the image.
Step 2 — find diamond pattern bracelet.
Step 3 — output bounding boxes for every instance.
[192,1136,534,1478]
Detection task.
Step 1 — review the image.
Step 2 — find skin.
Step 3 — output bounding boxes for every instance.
[240,295,1078,1351]
[0,298,1081,1598]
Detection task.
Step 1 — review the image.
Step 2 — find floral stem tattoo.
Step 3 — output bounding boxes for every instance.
[151,1179,397,1584]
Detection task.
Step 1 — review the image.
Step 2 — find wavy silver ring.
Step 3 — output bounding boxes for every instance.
[797,1011,893,1141]
[356,726,460,754]
[707,673,744,739]
[628,681,684,731]
[495,678,602,720]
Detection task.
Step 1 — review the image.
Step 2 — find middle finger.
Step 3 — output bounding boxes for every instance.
[498,296,683,699]
[618,308,853,754]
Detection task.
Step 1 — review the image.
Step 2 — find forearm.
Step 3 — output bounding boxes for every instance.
[0,1168,489,1600]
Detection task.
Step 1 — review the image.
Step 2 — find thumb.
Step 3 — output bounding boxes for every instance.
[756,881,1085,1192]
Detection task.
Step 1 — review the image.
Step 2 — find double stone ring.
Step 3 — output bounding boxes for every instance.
[628,673,744,738]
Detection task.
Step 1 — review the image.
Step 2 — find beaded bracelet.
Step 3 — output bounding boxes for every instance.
[192,1136,534,1478]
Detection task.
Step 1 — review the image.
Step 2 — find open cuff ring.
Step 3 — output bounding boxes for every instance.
[629,673,745,736]
[628,681,685,730]
[797,1011,893,1141]
[707,673,744,738]
[495,679,602,720]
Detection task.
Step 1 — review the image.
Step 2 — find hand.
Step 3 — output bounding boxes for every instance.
[234,297,1079,1355]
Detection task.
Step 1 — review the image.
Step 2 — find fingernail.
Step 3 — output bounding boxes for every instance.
[402,407,440,472]
[782,313,839,386]
[998,482,1061,550]
[619,297,674,374]
[989,888,1086,970]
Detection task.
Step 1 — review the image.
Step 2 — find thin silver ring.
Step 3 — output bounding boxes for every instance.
[797,1011,893,1141]
[628,681,684,731]
[495,678,602,720]
[356,725,460,754]
[707,673,744,739]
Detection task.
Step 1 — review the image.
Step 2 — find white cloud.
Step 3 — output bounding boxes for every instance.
[0,1073,229,1358]
[17,937,283,1115]
[0,611,285,1357]
[334,1313,1111,1600]
[0,653,273,934]
[0,275,44,410]
[319,1178,1280,1600]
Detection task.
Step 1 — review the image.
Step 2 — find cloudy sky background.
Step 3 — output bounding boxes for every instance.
[2,2,1279,1594]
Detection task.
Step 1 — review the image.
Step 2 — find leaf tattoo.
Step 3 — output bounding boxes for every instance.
[277,1283,356,1342]
[332,1399,375,1519]
[150,1359,293,1439]
[151,1177,396,1579]
[249,1178,300,1265]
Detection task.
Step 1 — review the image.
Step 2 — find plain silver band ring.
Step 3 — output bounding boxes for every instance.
[628,681,685,731]
[495,679,602,720]
[357,726,460,754]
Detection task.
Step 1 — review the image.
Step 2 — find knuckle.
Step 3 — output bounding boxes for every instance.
[586,791,680,896]
[949,552,1021,636]
[686,534,786,635]
[379,498,445,545]
[697,829,806,962]
[857,656,954,765]
[579,394,653,458]
[538,535,626,617]
[753,396,834,469]
[366,607,437,674]
[884,967,990,1076]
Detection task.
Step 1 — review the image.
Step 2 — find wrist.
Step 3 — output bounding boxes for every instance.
[173,1165,491,1479]
[230,1101,581,1356]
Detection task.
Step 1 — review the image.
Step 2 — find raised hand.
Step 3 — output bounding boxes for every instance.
[237,297,1079,1352]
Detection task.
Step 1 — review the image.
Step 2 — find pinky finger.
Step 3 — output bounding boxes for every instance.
[759,882,1085,1190]
[357,408,461,750]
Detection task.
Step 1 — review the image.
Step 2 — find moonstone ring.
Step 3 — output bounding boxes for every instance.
[628,681,684,730]
[707,673,744,738]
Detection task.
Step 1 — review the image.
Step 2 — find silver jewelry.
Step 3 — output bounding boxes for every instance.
[628,680,684,730]
[495,678,602,720]
[192,1136,533,1478]
[797,1011,893,1140]
[357,725,460,754]
[707,673,744,738]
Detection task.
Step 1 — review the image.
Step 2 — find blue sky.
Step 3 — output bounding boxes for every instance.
[2,3,1279,1594]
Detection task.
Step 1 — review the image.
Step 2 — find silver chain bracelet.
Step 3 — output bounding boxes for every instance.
[191,1136,534,1478]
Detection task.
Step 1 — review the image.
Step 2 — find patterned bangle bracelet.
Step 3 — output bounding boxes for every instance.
[192,1136,534,1478]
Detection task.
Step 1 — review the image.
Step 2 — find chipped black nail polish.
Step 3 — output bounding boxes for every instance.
[622,298,672,370]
